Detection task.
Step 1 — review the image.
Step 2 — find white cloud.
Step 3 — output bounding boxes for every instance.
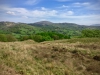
[56,0,71,2]
[48,10,58,16]
[25,0,40,5]
[5,7,57,18]
[12,8,29,15]
[32,10,46,17]
[60,11,74,17]
[62,5,69,8]
[40,19,47,21]
[57,5,69,9]
[22,16,28,18]
[73,2,90,7]
[41,7,47,10]
[53,14,100,25]
[6,11,16,15]
[73,2,100,10]
[31,10,58,17]
[86,2,100,10]
[74,2,90,5]
[67,11,74,15]
[82,2,90,6]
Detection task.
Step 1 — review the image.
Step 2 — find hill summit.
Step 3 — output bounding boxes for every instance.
[34,21,53,25]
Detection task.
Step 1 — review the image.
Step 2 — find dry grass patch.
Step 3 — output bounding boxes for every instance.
[0,39,100,75]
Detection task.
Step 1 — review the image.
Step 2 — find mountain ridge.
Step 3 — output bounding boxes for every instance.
[91,24,100,26]
[1,21,100,26]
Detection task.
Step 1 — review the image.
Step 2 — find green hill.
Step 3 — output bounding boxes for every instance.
[0,21,100,41]
[0,22,44,38]
[29,21,100,36]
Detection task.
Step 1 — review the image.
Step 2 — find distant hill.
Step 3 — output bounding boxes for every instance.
[0,21,16,26]
[0,21,100,37]
[29,21,86,30]
[29,21,100,35]
[33,21,53,25]
[0,22,43,38]
[91,24,100,26]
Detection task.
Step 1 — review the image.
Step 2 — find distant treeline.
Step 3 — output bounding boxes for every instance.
[81,29,100,38]
[19,32,71,42]
[0,32,70,42]
[0,29,100,42]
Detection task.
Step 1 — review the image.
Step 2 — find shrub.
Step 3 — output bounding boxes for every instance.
[0,34,7,42]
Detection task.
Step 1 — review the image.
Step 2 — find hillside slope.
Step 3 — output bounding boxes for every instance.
[0,21,100,37]
[0,22,44,37]
[0,38,100,75]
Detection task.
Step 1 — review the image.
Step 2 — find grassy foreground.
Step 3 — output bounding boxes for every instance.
[0,38,100,75]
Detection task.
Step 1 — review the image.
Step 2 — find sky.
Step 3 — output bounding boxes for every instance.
[0,0,100,25]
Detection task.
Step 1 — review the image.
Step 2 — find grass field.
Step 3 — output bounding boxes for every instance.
[0,38,100,75]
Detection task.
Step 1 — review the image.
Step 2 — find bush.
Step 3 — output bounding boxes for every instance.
[6,34,17,42]
[33,35,43,42]
[0,34,7,42]
[20,35,29,41]
[0,34,17,42]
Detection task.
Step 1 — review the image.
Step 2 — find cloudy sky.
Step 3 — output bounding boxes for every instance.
[0,0,100,25]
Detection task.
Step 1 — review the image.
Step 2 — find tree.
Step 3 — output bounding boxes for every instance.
[52,35,59,40]
[20,35,29,41]
[42,36,53,41]
[33,35,43,42]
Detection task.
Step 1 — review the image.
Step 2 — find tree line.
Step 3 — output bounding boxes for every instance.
[19,32,71,42]
[81,29,100,38]
[0,32,71,42]
[0,29,100,42]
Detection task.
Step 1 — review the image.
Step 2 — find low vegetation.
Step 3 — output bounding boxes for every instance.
[0,38,100,75]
